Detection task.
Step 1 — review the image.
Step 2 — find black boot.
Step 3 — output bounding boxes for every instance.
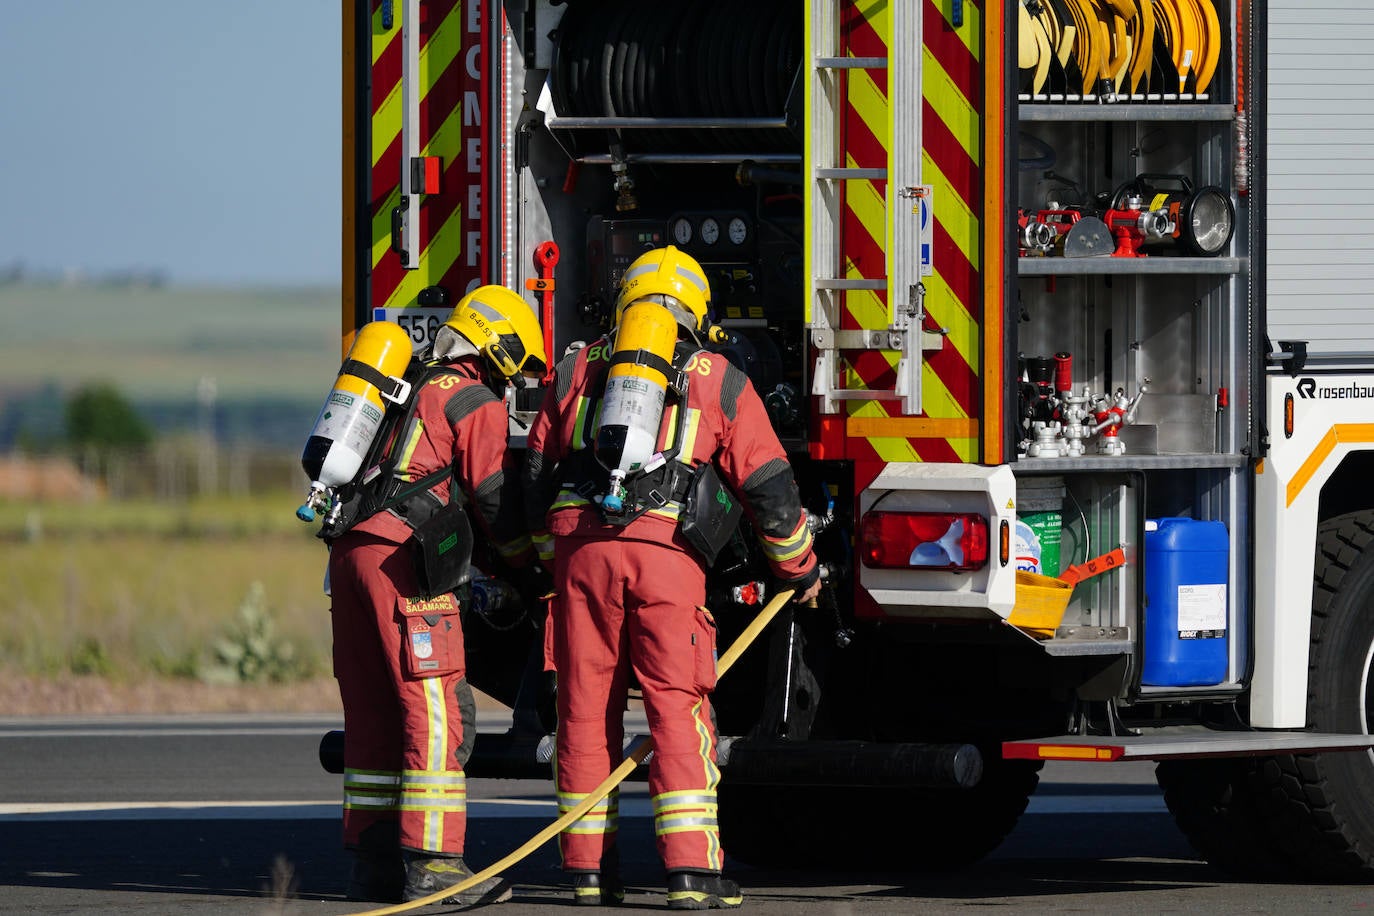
[346,823,404,903]
[666,871,743,910]
[571,871,625,906]
[402,852,512,905]
[570,845,624,906]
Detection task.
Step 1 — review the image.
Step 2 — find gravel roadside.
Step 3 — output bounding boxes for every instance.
[0,674,509,717]
[0,673,344,717]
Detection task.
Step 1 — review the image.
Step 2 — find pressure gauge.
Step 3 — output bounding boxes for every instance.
[672,217,693,245]
[700,217,720,245]
[728,217,748,245]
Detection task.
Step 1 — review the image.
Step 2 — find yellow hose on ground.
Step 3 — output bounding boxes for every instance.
[345,588,800,915]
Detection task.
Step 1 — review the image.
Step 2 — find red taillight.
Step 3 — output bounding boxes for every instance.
[859,512,990,570]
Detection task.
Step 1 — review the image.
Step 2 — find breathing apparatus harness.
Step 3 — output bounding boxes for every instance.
[319,349,471,545]
[574,337,744,564]
[584,339,693,526]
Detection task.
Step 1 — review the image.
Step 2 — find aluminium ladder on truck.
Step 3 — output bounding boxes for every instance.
[807,0,944,420]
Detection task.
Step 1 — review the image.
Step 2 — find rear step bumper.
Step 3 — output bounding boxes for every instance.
[320,730,982,788]
[1003,728,1374,762]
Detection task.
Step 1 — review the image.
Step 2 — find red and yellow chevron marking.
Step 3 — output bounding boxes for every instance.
[834,0,996,465]
[367,0,486,311]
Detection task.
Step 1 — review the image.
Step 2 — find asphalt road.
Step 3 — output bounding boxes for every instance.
[1,714,1372,914]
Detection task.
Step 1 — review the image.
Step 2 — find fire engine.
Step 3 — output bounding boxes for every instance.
[323,0,1374,877]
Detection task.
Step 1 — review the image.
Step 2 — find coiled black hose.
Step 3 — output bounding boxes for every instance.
[551,0,801,151]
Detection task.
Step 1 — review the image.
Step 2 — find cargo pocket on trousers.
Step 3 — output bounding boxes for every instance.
[396,593,463,679]
[692,606,719,693]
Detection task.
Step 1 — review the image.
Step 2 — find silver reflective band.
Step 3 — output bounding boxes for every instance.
[675,265,708,293]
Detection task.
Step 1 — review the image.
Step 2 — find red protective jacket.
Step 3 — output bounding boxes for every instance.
[330,354,528,857]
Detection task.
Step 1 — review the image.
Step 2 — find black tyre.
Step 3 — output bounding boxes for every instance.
[1252,511,1374,880]
[718,784,800,868]
[1157,511,1374,881]
[1155,757,1297,879]
[720,756,1041,871]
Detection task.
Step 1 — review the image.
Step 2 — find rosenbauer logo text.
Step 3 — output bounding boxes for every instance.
[1296,378,1374,400]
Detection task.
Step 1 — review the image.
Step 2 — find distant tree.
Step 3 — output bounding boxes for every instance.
[65,383,153,471]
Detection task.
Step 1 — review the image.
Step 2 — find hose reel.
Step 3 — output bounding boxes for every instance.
[551,0,801,152]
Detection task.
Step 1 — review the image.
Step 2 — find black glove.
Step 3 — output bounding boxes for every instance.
[513,563,555,613]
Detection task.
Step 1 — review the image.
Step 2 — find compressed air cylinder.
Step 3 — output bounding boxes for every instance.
[300,320,413,494]
[594,301,679,510]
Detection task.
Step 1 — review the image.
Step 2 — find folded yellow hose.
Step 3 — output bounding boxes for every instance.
[1194,0,1221,94]
[1032,18,1053,93]
[1126,0,1154,95]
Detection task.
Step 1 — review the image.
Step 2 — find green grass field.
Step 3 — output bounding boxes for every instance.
[0,283,343,404]
[0,492,333,682]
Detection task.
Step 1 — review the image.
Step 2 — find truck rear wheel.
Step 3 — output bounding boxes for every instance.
[719,756,1041,871]
[1154,758,1296,879]
[1252,510,1374,879]
[1157,511,1374,880]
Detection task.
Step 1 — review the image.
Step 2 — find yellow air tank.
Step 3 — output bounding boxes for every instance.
[297,320,414,521]
[595,300,680,513]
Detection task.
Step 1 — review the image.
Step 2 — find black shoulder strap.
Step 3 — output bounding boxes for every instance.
[609,348,687,396]
[321,358,462,539]
[341,358,408,401]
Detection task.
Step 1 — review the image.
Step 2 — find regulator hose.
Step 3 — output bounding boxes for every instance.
[345,588,799,915]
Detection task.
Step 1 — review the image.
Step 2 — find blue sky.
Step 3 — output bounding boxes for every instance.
[0,1,341,288]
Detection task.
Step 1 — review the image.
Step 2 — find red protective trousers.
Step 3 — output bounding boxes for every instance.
[329,529,472,855]
[551,532,724,873]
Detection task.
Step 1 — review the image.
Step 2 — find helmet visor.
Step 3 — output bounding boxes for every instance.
[499,331,545,376]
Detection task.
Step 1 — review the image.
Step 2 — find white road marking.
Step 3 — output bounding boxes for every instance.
[0,794,1165,822]
[0,727,337,738]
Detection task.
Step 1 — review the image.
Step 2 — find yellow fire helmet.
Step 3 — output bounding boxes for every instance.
[443,285,548,383]
[613,245,711,332]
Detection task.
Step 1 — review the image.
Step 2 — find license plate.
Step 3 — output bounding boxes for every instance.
[372,307,450,351]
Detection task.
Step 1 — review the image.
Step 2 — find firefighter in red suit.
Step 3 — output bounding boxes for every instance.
[326,286,546,905]
[522,247,822,910]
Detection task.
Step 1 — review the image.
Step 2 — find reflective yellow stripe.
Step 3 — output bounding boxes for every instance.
[422,678,449,850]
[551,493,593,512]
[647,505,683,522]
[532,530,555,562]
[759,520,814,563]
[558,790,619,836]
[494,533,532,558]
[344,768,401,811]
[345,769,402,786]
[1287,424,1374,506]
[384,207,469,307]
[652,791,718,812]
[370,4,463,167]
[395,419,425,480]
[573,396,598,448]
[847,417,979,438]
[676,408,700,460]
[370,7,399,64]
